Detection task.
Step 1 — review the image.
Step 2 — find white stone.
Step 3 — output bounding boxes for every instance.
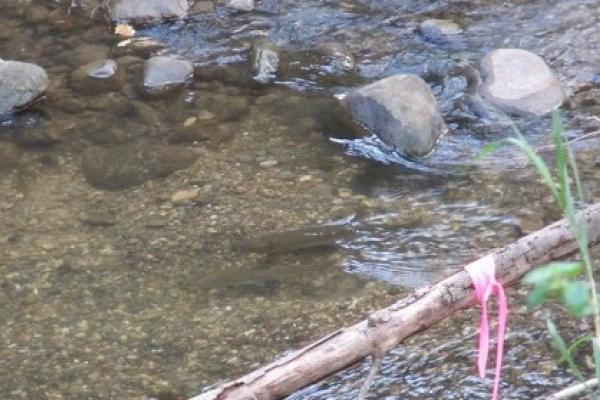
[479,49,565,116]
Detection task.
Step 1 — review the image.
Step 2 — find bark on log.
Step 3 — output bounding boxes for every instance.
[191,202,600,400]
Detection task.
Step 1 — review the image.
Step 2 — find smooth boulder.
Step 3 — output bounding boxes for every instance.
[342,74,447,157]
[109,0,189,23]
[479,49,565,116]
[0,60,48,116]
[143,55,194,95]
[81,142,198,190]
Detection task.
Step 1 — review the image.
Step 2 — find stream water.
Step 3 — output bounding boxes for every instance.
[1,0,600,399]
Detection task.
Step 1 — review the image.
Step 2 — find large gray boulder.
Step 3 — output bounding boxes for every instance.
[479,49,565,116]
[106,0,189,23]
[143,55,194,95]
[342,74,447,157]
[0,60,48,116]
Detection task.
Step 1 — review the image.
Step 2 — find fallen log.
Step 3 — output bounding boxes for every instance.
[191,202,600,400]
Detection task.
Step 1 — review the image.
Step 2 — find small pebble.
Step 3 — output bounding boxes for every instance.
[259,160,278,168]
[171,188,201,204]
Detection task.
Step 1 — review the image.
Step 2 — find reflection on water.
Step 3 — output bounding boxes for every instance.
[1,0,600,399]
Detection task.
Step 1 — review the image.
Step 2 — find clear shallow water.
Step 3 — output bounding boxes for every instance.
[1,0,600,399]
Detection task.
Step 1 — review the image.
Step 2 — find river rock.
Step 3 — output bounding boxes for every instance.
[226,0,254,12]
[81,142,198,190]
[341,74,447,157]
[109,0,189,23]
[419,19,463,42]
[479,49,565,116]
[69,59,124,95]
[252,41,279,84]
[0,60,48,116]
[143,55,194,96]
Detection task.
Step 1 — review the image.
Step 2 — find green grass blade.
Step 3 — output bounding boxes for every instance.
[552,111,574,219]
[557,333,593,364]
[547,318,586,381]
[506,137,561,205]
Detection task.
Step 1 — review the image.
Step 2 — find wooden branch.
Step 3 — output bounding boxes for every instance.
[547,378,598,399]
[190,202,600,400]
[536,129,600,153]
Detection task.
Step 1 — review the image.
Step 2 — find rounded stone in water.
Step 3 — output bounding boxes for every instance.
[109,0,189,23]
[81,142,198,190]
[0,60,48,116]
[143,55,194,96]
[479,48,565,116]
[341,74,447,157]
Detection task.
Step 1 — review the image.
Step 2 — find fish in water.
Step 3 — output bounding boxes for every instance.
[235,222,355,254]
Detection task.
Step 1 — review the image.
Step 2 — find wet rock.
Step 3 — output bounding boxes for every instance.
[143,56,194,96]
[226,0,254,12]
[191,1,215,13]
[479,49,565,116]
[341,74,447,157]
[81,142,198,190]
[69,59,125,95]
[252,41,279,84]
[109,0,189,23]
[419,19,463,42]
[0,142,22,170]
[0,60,48,116]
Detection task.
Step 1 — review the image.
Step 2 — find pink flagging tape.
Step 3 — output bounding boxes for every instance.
[464,254,508,400]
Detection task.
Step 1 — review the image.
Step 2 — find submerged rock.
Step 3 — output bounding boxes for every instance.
[479,48,565,116]
[69,59,124,95]
[143,55,194,96]
[109,0,189,23]
[81,142,198,190]
[419,19,463,42]
[0,60,48,116]
[341,74,447,157]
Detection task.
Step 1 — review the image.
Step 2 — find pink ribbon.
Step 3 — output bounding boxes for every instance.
[464,254,508,400]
